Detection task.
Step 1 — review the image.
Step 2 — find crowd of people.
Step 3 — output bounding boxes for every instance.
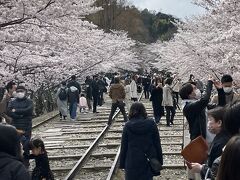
[1,72,240,180]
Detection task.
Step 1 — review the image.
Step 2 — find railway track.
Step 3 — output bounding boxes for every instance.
[31,93,143,180]
[111,100,187,180]
[31,94,187,180]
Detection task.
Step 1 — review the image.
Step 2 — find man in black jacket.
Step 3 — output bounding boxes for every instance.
[85,76,92,111]
[0,124,30,179]
[179,77,214,141]
[67,75,81,120]
[67,75,81,94]
[7,86,33,167]
[92,75,100,113]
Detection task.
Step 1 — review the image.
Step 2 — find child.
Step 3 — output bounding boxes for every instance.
[79,94,88,113]
[27,138,54,180]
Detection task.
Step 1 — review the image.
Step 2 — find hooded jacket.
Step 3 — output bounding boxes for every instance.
[0,124,30,180]
[120,118,163,180]
[67,80,81,94]
[109,83,126,103]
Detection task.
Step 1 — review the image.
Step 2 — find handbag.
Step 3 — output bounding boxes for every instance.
[145,154,162,175]
[143,143,162,176]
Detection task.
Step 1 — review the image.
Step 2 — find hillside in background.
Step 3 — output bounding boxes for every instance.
[87,0,179,43]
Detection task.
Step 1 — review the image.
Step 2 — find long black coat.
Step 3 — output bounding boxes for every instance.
[119,118,163,180]
[150,86,164,117]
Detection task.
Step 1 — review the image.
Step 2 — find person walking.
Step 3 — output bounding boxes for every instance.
[85,76,92,111]
[150,78,164,124]
[119,102,163,180]
[92,75,100,113]
[67,75,81,120]
[67,75,81,94]
[68,85,79,121]
[142,75,151,99]
[172,78,181,104]
[108,77,128,125]
[97,76,108,106]
[7,86,33,168]
[79,94,88,113]
[162,78,175,126]
[124,79,131,111]
[130,75,138,102]
[56,81,68,120]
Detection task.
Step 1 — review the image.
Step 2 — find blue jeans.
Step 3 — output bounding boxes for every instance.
[69,102,78,120]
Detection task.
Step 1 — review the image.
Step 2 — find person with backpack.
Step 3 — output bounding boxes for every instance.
[56,82,68,120]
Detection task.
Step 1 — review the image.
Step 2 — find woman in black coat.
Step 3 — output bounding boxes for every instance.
[119,102,163,180]
[150,78,164,124]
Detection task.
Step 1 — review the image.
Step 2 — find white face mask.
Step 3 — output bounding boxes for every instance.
[12,91,17,97]
[223,87,233,94]
[195,89,202,99]
[16,92,25,99]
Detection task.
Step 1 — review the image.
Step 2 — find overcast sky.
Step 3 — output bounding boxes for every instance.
[130,0,205,19]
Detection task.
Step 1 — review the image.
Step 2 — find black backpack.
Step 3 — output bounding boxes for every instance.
[58,88,67,100]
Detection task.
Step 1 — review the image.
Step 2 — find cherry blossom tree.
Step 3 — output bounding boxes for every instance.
[0,0,137,90]
[147,0,240,84]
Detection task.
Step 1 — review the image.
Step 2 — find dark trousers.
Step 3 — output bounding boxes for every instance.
[165,106,175,125]
[98,91,104,106]
[93,95,98,113]
[59,112,66,120]
[144,88,150,99]
[69,102,77,119]
[20,130,31,168]
[108,101,128,125]
[86,97,92,110]
[173,91,179,104]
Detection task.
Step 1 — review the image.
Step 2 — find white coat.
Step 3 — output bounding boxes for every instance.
[130,80,138,99]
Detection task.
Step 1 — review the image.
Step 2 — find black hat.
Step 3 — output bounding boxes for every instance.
[16,86,26,91]
[0,124,20,156]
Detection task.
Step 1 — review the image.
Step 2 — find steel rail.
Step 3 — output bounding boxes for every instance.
[64,97,126,180]
[106,90,144,180]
